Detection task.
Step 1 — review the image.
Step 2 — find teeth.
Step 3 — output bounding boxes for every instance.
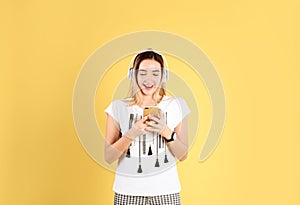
[143,83,153,88]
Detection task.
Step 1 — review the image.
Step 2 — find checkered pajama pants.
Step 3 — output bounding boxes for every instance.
[114,192,181,205]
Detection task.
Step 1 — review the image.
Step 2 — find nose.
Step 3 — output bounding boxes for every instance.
[142,73,155,81]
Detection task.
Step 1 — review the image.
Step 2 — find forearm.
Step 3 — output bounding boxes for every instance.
[105,126,144,164]
[166,134,188,161]
[160,120,188,161]
[104,136,133,164]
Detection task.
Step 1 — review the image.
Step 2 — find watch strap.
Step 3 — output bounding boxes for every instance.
[165,131,175,143]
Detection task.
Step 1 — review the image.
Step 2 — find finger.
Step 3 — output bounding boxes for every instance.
[148,115,160,123]
[142,116,149,121]
[139,116,148,124]
[147,121,161,129]
[148,119,161,126]
[158,109,163,118]
[142,122,149,128]
[145,127,159,133]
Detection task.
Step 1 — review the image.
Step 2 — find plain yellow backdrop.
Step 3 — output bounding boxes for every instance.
[1,0,299,205]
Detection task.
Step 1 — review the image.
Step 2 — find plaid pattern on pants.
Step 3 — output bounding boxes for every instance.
[114,192,181,205]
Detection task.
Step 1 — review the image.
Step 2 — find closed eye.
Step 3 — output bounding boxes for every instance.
[152,70,160,76]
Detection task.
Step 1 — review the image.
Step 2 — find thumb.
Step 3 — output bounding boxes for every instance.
[142,115,149,122]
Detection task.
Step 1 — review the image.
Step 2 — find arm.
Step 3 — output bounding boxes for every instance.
[165,116,189,161]
[104,114,132,164]
[104,114,147,164]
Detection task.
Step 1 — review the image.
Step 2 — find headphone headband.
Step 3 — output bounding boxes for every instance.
[128,48,169,82]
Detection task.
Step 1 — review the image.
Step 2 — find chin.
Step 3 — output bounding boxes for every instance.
[141,89,155,96]
[142,92,154,96]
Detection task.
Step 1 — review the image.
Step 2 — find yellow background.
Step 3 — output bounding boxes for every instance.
[1,0,299,204]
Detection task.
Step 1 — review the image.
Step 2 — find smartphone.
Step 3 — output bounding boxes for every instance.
[143,106,160,118]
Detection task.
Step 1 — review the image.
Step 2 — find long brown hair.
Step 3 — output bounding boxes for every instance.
[127,50,167,106]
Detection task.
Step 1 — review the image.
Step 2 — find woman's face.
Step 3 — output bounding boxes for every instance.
[136,59,162,96]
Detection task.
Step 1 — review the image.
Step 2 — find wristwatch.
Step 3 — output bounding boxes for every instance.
[165,132,176,143]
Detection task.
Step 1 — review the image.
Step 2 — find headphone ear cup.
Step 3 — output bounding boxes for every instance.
[162,69,169,82]
[128,68,133,80]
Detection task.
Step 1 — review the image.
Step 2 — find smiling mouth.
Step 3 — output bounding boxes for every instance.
[143,83,154,89]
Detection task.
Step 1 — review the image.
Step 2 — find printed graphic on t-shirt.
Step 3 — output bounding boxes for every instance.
[118,112,175,176]
[105,96,190,177]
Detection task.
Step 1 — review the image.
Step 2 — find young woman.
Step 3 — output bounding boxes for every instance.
[104,49,190,205]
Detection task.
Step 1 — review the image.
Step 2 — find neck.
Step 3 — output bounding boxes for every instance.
[142,95,156,106]
[141,95,163,106]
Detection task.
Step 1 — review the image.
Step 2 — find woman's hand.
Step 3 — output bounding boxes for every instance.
[145,109,165,133]
[145,109,173,140]
[124,116,148,140]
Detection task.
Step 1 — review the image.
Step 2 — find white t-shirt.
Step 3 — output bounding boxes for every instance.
[104,96,190,196]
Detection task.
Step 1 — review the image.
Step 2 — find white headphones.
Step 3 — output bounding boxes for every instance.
[128,48,169,82]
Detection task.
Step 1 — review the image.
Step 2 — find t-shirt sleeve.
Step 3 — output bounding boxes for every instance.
[104,100,120,125]
[173,97,191,128]
[179,97,191,119]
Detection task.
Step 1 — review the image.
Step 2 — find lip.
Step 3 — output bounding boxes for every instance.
[143,83,154,89]
[144,86,153,91]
